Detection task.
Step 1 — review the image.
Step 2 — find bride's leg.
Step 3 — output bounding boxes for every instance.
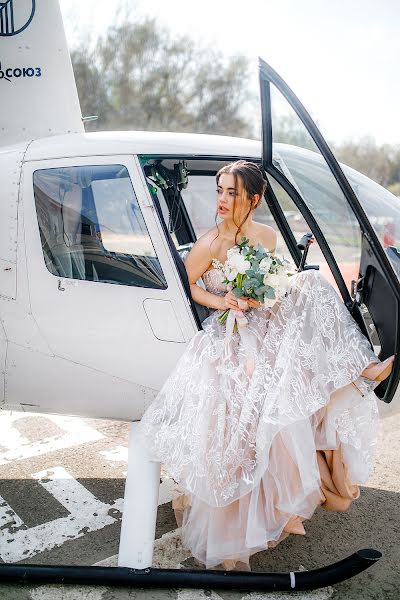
[317,447,359,512]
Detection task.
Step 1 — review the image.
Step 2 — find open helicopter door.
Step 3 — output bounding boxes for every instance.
[259,58,400,403]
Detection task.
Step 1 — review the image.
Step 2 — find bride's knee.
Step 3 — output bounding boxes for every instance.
[288,268,329,297]
[292,268,325,285]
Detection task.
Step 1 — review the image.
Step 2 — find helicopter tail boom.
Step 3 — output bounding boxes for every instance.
[0,0,83,147]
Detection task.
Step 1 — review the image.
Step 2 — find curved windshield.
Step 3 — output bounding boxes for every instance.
[341,162,400,279]
[274,143,400,282]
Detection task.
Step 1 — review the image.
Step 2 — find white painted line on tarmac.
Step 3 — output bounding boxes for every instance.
[177,591,223,600]
[1,466,119,562]
[99,445,127,464]
[159,475,175,505]
[0,413,103,465]
[30,586,106,600]
[177,585,334,600]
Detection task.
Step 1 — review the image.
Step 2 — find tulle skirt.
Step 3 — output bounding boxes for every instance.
[138,269,379,569]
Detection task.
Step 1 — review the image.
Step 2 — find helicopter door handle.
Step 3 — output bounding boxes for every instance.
[58,279,65,292]
[351,276,364,300]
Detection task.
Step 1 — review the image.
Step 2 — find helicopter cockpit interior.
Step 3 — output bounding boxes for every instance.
[140,156,329,325]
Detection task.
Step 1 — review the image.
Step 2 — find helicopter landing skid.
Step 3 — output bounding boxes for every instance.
[0,549,382,591]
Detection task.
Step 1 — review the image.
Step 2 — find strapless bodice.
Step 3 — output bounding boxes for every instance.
[201,268,228,296]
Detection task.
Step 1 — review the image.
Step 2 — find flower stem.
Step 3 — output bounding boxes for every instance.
[218,309,230,324]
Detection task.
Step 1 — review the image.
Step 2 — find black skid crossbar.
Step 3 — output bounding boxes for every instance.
[0,549,381,591]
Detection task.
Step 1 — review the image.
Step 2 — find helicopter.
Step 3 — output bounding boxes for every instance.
[1,0,400,592]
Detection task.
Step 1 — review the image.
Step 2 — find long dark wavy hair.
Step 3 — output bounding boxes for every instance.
[212,160,268,247]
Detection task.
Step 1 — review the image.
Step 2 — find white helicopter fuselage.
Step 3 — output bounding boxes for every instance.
[0,131,263,420]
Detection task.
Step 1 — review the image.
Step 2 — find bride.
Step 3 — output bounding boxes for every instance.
[138,160,394,570]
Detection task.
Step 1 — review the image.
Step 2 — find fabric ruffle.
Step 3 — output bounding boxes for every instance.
[138,269,379,569]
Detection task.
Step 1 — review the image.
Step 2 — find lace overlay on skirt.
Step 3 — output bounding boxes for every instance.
[138,268,379,569]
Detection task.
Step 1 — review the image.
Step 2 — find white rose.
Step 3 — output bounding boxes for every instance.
[259,256,273,272]
[229,254,250,275]
[276,272,290,296]
[226,269,238,281]
[264,273,281,289]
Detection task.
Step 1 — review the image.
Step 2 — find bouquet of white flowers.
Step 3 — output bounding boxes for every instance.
[212,236,295,327]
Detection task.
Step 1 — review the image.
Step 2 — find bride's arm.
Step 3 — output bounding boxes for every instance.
[184,236,237,311]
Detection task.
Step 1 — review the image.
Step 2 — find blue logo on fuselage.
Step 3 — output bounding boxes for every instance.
[0,0,35,37]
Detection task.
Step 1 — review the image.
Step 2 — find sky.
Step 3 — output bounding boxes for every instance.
[59,0,400,146]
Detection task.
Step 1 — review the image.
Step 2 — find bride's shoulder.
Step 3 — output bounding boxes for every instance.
[253,222,277,252]
[193,227,219,249]
[185,228,216,264]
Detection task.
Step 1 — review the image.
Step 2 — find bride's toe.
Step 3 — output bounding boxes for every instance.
[283,516,306,535]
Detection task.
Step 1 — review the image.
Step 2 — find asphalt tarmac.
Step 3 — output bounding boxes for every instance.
[0,394,398,600]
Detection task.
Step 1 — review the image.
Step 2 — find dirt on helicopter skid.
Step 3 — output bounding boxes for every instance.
[0,395,399,600]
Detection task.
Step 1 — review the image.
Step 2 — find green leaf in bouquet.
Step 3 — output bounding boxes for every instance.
[264,286,276,299]
[255,244,267,259]
[255,285,268,295]
[233,287,243,297]
[255,272,265,283]
[243,279,253,290]
[249,277,260,287]
[245,269,255,277]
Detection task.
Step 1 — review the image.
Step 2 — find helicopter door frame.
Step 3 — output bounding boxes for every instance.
[135,156,205,330]
[258,57,400,402]
[17,154,198,419]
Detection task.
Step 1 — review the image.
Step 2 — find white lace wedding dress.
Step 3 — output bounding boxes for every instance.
[138,267,380,569]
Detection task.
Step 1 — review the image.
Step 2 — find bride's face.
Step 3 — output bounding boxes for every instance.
[217,173,254,224]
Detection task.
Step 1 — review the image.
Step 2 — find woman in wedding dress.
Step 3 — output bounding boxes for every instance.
[138,160,394,571]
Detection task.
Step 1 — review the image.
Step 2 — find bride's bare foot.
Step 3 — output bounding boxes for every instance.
[351,355,395,397]
[361,355,395,382]
[221,559,251,571]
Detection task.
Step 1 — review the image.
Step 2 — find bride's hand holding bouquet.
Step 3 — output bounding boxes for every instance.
[213,236,295,329]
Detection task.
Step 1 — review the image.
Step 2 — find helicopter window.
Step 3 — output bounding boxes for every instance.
[266,173,342,287]
[33,165,167,289]
[342,167,400,281]
[270,84,363,293]
[180,175,219,239]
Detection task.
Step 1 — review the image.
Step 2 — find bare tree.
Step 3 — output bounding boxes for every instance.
[70,15,400,192]
[71,17,255,138]
[334,136,400,189]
